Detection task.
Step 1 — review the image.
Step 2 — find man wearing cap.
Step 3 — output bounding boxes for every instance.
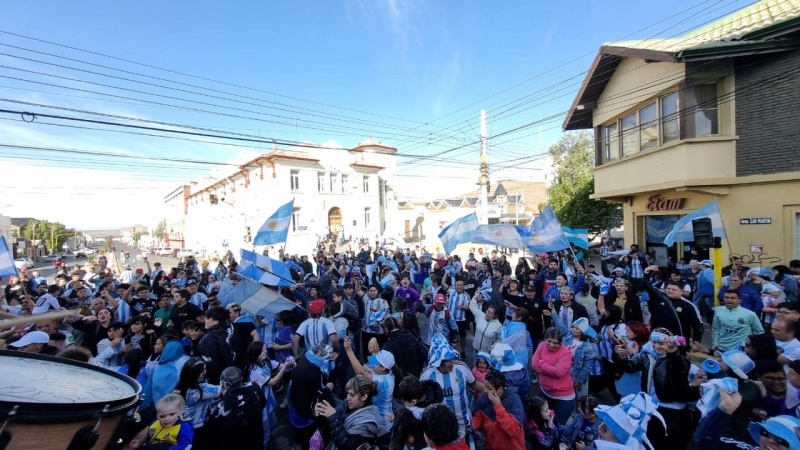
[696,388,800,450]
[293,299,339,358]
[186,280,207,310]
[695,259,717,324]
[423,293,459,347]
[8,330,50,353]
[421,334,484,440]
[712,289,763,352]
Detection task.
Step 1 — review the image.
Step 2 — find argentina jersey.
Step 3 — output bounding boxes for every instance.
[420,363,475,437]
[448,291,468,322]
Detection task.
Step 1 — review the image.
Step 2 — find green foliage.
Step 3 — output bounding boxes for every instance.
[548,131,622,235]
[23,219,75,253]
[557,179,622,235]
[153,219,167,240]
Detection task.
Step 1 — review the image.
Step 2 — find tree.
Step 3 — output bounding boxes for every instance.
[23,219,74,253]
[547,131,622,237]
[153,218,167,242]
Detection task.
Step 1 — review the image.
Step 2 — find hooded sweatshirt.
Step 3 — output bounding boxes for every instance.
[327,402,390,450]
[531,341,574,398]
[472,387,525,450]
[141,341,187,408]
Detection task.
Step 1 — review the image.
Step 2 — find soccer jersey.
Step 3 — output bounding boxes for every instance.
[295,317,336,349]
[371,371,395,430]
[447,290,469,322]
[421,363,475,437]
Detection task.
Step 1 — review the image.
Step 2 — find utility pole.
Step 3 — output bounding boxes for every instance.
[479,110,489,225]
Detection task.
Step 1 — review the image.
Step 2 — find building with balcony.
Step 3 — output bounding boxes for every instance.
[564,0,800,264]
[165,139,398,257]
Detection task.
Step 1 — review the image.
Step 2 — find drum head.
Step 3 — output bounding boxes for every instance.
[0,350,141,423]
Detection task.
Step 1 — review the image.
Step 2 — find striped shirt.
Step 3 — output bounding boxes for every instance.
[447,290,469,322]
[116,301,133,324]
[295,317,336,349]
[372,372,395,430]
[421,364,475,438]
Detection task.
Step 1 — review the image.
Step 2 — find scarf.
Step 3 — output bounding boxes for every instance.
[305,348,335,376]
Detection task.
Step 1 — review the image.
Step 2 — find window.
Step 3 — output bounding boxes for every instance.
[362,175,370,193]
[621,112,638,157]
[639,103,658,151]
[694,84,718,136]
[379,180,384,206]
[604,123,619,161]
[290,170,300,191]
[661,91,679,143]
[341,175,348,193]
[330,173,339,193]
[364,208,371,228]
[317,172,326,192]
[291,209,300,232]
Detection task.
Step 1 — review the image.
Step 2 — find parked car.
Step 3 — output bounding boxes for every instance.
[14,258,33,270]
[178,249,195,258]
[156,247,173,256]
[77,247,96,255]
[43,254,60,262]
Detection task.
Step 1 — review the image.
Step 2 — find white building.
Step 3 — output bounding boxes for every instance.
[164,139,399,257]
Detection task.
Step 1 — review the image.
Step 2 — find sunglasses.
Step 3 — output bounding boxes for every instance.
[759,427,790,447]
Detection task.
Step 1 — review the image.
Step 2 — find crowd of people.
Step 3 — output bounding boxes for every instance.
[2,243,800,450]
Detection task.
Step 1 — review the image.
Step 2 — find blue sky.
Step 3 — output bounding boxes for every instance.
[0,0,753,228]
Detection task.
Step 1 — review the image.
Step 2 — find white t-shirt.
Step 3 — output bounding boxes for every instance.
[777,339,800,361]
[295,317,336,349]
[32,293,60,315]
[421,363,475,438]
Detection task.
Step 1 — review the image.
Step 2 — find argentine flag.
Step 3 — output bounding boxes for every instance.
[526,205,569,252]
[239,249,294,286]
[663,200,727,246]
[472,224,527,249]
[562,226,589,250]
[0,236,18,278]
[254,199,294,245]
[438,212,479,254]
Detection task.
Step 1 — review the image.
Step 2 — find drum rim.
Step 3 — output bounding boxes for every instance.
[0,349,142,421]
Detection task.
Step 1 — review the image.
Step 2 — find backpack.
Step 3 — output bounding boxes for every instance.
[427,304,450,320]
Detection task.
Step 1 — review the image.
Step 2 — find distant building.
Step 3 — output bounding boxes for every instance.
[164,139,399,257]
[395,180,547,250]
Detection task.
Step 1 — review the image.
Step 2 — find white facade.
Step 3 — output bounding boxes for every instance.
[166,139,399,257]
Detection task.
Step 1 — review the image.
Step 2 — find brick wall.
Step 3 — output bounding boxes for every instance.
[735,49,800,176]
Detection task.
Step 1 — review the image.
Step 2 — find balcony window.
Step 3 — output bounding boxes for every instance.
[661,91,679,143]
[694,84,719,136]
[621,112,638,157]
[604,123,618,161]
[363,176,370,193]
[330,173,339,193]
[341,175,348,193]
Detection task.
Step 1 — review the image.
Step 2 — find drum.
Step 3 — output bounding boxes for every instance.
[0,350,141,450]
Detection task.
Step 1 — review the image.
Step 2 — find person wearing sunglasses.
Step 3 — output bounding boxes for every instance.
[695,388,800,450]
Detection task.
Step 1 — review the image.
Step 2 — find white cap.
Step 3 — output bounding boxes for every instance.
[375,350,395,370]
[10,331,50,348]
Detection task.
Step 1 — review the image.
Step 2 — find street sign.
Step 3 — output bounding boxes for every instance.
[740,218,771,224]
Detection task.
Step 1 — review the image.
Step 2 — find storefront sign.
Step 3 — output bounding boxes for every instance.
[645,195,685,211]
[750,245,763,254]
[740,218,771,225]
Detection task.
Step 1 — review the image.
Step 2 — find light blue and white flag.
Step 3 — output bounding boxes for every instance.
[526,205,570,252]
[472,224,527,249]
[0,236,18,278]
[220,276,297,320]
[663,200,727,246]
[562,226,589,250]
[239,249,294,287]
[438,212,479,254]
[375,256,399,272]
[254,199,294,245]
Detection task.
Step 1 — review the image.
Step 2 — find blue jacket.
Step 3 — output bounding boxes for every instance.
[551,312,596,384]
[543,275,586,304]
[562,414,601,448]
[717,284,762,316]
[141,341,186,408]
[697,268,715,297]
